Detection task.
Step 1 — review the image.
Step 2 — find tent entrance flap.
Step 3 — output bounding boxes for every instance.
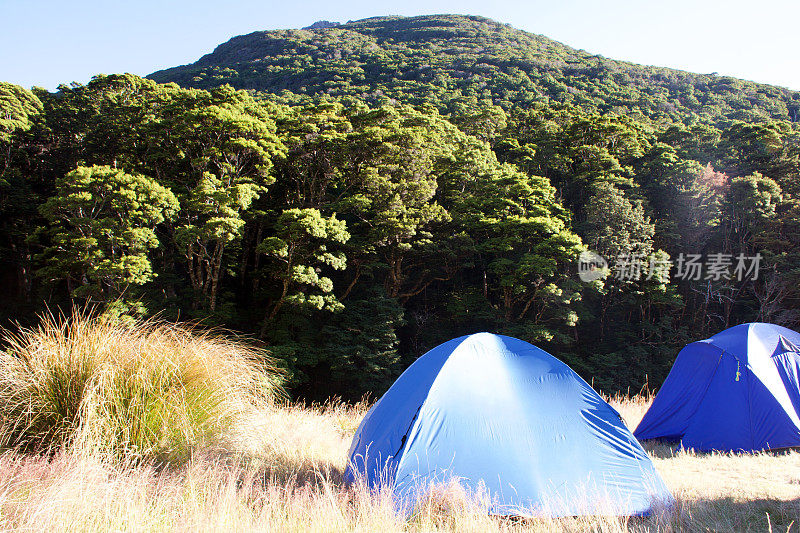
[394,405,422,459]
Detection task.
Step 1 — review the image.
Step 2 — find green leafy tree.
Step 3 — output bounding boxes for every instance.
[448,97,508,144]
[724,172,783,249]
[714,173,783,327]
[338,106,452,299]
[581,181,684,387]
[0,83,44,309]
[314,287,404,399]
[37,165,178,301]
[453,163,583,334]
[718,122,798,188]
[0,83,43,169]
[166,86,285,312]
[258,207,349,336]
[585,182,655,259]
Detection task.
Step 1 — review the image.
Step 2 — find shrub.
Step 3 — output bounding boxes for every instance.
[0,311,283,463]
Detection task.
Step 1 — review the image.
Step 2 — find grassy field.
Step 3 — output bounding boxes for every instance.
[0,316,797,531]
[0,398,796,531]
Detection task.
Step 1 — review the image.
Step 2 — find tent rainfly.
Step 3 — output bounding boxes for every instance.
[345,332,673,517]
[635,322,800,452]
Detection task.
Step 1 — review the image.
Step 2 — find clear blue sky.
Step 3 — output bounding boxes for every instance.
[2,0,799,91]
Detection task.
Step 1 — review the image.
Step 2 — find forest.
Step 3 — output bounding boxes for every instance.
[2,14,800,400]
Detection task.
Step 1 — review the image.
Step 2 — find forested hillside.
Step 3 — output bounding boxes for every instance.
[2,14,800,399]
[151,15,800,127]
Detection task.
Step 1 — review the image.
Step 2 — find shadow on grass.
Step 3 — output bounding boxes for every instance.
[492,496,799,532]
[215,446,348,490]
[262,454,347,487]
[663,496,800,533]
[640,439,800,459]
[640,440,682,458]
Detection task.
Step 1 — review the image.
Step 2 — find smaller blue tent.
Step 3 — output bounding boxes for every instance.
[635,323,800,452]
[345,333,672,517]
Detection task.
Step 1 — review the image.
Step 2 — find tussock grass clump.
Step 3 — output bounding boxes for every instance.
[0,312,283,463]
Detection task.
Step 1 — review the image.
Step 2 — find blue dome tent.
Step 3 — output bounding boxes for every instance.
[344,333,672,517]
[635,323,800,452]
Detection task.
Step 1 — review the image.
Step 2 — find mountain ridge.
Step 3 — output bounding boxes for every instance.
[148,14,800,127]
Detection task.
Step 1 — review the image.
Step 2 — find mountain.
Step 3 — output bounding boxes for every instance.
[149,14,800,128]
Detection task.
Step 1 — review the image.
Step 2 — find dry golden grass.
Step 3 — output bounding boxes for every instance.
[0,398,795,531]
[0,317,796,531]
[616,395,800,532]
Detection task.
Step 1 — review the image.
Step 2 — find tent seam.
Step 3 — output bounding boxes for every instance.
[746,360,755,450]
[392,334,474,483]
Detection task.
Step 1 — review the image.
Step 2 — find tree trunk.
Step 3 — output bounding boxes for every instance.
[208,241,225,311]
[260,275,290,339]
